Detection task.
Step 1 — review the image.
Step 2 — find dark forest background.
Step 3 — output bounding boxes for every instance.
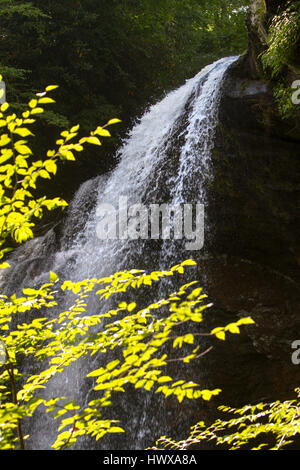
[0,0,250,202]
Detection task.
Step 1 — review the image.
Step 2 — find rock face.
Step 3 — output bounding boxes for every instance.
[187,0,300,444]
[210,56,300,281]
[209,0,300,281]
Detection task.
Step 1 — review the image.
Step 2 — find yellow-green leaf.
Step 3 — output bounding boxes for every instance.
[13,128,33,137]
[107,119,122,125]
[29,99,38,108]
[38,97,55,104]
[30,107,44,115]
[86,136,102,146]
[45,85,59,92]
[1,103,9,112]
[50,271,58,282]
[0,262,10,269]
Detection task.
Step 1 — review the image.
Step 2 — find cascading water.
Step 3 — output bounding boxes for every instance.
[2,56,237,449]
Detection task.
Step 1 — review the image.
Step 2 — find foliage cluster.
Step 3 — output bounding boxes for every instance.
[152,388,300,450]
[261,0,300,119]
[262,1,300,77]
[0,77,119,260]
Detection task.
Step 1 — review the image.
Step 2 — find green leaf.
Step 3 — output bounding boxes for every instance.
[23,288,38,296]
[0,262,10,269]
[127,302,136,312]
[107,119,122,125]
[125,354,139,364]
[157,376,172,383]
[86,136,102,146]
[29,99,38,108]
[181,259,197,266]
[38,97,56,104]
[45,85,59,92]
[95,127,111,137]
[13,128,33,137]
[30,107,44,115]
[145,380,154,391]
[50,271,58,282]
[211,327,226,341]
[14,143,32,155]
[226,324,240,334]
[108,427,124,433]
[39,169,50,179]
[1,102,9,112]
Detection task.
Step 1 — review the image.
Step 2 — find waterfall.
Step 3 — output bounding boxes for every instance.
[2,56,237,449]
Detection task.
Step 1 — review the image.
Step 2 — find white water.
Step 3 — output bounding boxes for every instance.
[3,56,237,449]
[55,56,236,281]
